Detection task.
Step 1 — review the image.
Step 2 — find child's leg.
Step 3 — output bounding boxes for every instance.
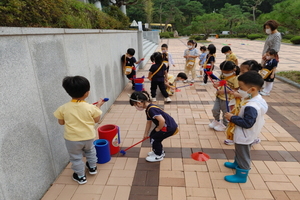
[83,139,97,168]
[203,73,208,83]
[150,127,176,156]
[65,140,85,177]
[212,97,221,121]
[184,67,190,79]
[157,81,169,98]
[191,65,196,80]
[150,81,158,98]
[263,81,273,93]
[220,99,229,126]
[234,143,251,170]
[200,66,203,75]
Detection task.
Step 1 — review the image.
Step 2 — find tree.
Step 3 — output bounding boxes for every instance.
[181,1,205,24]
[144,0,153,26]
[191,13,226,39]
[231,20,261,35]
[220,3,248,31]
[241,0,264,22]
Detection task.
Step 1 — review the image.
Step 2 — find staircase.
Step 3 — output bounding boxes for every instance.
[136,38,158,70]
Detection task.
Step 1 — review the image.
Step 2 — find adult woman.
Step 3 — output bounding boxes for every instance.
[262,20,281,63]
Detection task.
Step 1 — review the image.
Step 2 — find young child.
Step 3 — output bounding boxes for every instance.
[161,43,175,72]
[260,49,278,96]
[165,72,188,95]
[121,48,144,90]
[129,91,179,162]
[198,46,207,78]
[240,60,262,74]
[224,71,268,183]
[209,61,239,132]
[148,52,171,103]
[54,76,106,184]
[221,46,238,66]
[202,44,216,86]
[183,40,199,83]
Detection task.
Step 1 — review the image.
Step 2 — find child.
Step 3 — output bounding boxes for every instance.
[183,40,199,83]
[129,91,179,162]
[209,61,239,132]
[202,44,216,86]
[161,43,175,72]
[148,52,172,103]
[165,72,188,95]
[198,46,207,78]
[224,71,268,183]
[121,48,144,90]
[54,76,106,184]
[260,49,278,96]
[240,60,262,74]
[221,46,238,66]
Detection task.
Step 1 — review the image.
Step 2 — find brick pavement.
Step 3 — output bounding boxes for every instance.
[42,38,300,200]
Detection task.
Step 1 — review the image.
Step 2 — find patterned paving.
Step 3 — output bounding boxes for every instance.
[42,38,300,200]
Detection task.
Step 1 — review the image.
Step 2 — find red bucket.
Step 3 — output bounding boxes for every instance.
[134,77,144,84]
[98,124,120,155]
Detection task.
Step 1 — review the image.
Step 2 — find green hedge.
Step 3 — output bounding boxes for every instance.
[290,36,300,44]
[283,34,297,40]
[159,32,171,38]
[189,35,205,41]
[247,34,264,40]
[0,0,127,29]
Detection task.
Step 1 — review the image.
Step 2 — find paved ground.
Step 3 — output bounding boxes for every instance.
[42,38,300,200]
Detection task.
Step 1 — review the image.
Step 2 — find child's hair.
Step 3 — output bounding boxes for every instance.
[129,91,151,106]
[241,60,262,72]
[127,48,135,56]
[62,76,90,98]
[207,44,216,54]
[151,52,163,65]
[266,49,277,56]
[187,40,197,48]
[220,61,240,75]
[238,71,264,89]
[177,72,188,80]
[161,44,168,48]
[200,46,206,51]
[221,46,231,53]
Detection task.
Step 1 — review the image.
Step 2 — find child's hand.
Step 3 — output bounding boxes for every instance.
[233,91,242,98]
[217,90,224,95]
[270,74,274,79]
[213,82,220,88]
[143,133,149,139]
[95,99,105,108]
[224,112,233,121]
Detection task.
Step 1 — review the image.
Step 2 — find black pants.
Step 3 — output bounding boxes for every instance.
[150,127,177,156]
[151,81,169,98]
[126,70,136,86]
[203,66,214,84]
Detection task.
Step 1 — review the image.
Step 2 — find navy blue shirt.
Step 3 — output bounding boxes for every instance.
[264,59,278,82]
[206,54,215,64]
[146,104,178,129]
[149,63,167,82]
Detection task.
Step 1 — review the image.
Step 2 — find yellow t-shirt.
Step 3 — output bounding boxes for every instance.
[226,53,238,65]
[166,74,176,95]
[54,101,102,141]
[217,75,239,101]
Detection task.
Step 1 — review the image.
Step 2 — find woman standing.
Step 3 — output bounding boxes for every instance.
[262,20,282,63]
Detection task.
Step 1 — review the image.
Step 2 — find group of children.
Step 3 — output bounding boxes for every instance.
[54,40,276,185]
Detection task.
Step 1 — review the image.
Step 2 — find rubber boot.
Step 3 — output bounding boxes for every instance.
[224,160,238,169]
[224,167,249,183]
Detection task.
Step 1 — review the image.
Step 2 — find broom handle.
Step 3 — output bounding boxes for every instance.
[123,137,150,151]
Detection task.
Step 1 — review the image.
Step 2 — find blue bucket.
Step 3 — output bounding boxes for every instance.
[93,139,111,164]
[135,83,143,91]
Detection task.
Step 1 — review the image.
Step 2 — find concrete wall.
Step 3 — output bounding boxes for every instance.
[143,31,160,44]
[0,27,139,200]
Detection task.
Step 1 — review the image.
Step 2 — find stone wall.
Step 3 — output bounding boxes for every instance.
[0,27,140,200]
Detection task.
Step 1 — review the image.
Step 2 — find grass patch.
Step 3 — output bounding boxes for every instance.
[277,71,300,84]
[196,40,211,43]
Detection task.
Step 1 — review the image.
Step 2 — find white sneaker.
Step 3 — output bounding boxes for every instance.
[214,123,226,131]
[260,91,269,96]
[148,150,165,157]
[251,138,261,145]
[200,83,207,86]
[197,75,203,78]
[208,119,219,129]
[151,98,157,102]
[190,79,195,83]
[224,139,234,145]
[146,153,164,162]
[165,97,171,103]
[183,80,188,83]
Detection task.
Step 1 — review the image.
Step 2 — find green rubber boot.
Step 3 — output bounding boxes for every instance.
[224,160,238,169]
[224,167,249,183]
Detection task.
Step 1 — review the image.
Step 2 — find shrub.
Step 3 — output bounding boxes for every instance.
[159,32,171,38]
[247,34,264,40]
[290,36,300,44]
[283,34,297,40]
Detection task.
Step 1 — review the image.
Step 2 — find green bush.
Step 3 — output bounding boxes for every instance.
[159,32,171,38]
[283,34,297,40]
[0,0,126,29]
[247,34,264,40]
[290,36,300,44]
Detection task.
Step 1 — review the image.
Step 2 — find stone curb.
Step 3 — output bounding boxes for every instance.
[276,75,300,89]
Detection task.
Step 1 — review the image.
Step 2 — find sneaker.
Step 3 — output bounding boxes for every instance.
[260,91,269,96]
[224,139,234,145]
[165,97,171,103]
[208,119,219,129]
[214,123,226,131]
[146,153,164,162]
[148,150,165,157]
[72,173,87,185]
[252,138,261,145]
[86,162,97,175]
[200,83,207,86]
[151,98,157,102]
[190,79,195,83]
[183,80,188,83]
[197,75,203,78]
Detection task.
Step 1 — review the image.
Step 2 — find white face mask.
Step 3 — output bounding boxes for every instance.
[187,45,193,49]
[223,72,234,77]
[265,28,272,34]
[225,53,230,56]
[162,50,167,53]
[238,88,251,99]
[135,105,144,111]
